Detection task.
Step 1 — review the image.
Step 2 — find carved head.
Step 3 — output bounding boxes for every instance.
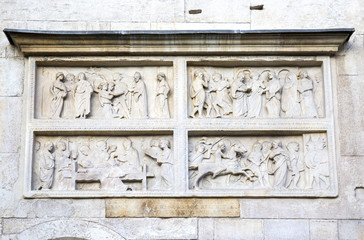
[35,141,41,151]
[56,141,67,151]
[79,145,90,156]
[56,72,64,81]
[113,73,123,82]
[252,142,262,151]
[157,72,166,82]
[109,82,115,91]
[66,73,75,82]
[212,73,222,82]
[272,140,282,149]
[159,139,170,149]
[96,140,107,151]
[150,139,160,147]
[45,141,54,152]
[196,144,206,153]
[77,72,86,81]
[298,70,308,79]
[217,142,226,151]
[262,141,272,151]
[287,142,299,152]
[134,72,142,82]
[123,138,132,149]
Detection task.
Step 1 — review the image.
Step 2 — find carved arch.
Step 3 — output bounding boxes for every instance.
[16,219,125,240]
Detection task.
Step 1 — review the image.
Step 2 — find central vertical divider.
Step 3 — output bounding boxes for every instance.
[174,58,188,194]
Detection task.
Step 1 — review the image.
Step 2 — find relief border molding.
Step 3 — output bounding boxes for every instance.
[4,28,354,56]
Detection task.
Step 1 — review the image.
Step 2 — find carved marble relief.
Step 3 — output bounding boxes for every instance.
[188,133,330,191]
[33,135,174,191]
[35,67,173,119]
[188,67,324,119]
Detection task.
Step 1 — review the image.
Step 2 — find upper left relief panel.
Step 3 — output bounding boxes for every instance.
[34,66,174,120]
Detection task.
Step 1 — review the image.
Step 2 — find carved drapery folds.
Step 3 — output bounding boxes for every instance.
[4,29,351,197]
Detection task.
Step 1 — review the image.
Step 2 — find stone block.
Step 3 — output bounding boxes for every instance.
[251,0,364,33]
[214,219,264,240]
[100,218,197,240]
[0,58,24,97]
[106,198,240,218]
[0,97,22,153]
[336,76,364,155]
[310,220,338,240]
[0,153,19,190]
[185,0,250,23]
[264,220,309,240]
[336,34,364,75]
[198,218,214,240]
[73,199,105,218]
[339,220,364,240]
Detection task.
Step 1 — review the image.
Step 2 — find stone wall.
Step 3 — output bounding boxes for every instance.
[0,0,363,239]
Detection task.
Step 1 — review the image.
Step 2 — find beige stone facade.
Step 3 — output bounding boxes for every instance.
[0,1,363,239]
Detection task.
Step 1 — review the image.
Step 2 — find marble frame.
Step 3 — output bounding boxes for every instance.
[22,56,338,198]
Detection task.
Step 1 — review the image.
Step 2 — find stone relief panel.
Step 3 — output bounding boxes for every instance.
[188,66,324,119]
[188,133,330,191]
[32,135,174,191]
[35,66,174,119]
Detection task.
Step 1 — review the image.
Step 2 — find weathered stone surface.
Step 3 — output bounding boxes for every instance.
[337,76,364,155]
[185,0,250,23]
[264,220,309,240]
[251,0,364,33]
[0,189,17,218]
[198,218,214,240]
[214,219,264,240]
[338,220,364,240]
[336,34,364,76]
[310,220,338,240]
[150,22,250,30]
[106,199,240,217]
[0,97,22,153]
[0,154,19,190]
[0,58,24,97]
[100,218,197,240]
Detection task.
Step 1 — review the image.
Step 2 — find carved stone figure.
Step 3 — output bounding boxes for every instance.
[190,69,209,118]
[39,142,55,190]
[154,72,171,118]
[231,70,251,117]
[50,72,67,118]
[74,72,93,119]
[305,136,329,189]
[77,145,94,172]
[130,72,148,118]
[268,140,290,189]
[245,142,265,186]
[55,140,74,190]
[247,75,265,118]
[112,73,129,119]
[95,82,114,118]
[120,138,140,170]
[281,72,301,118]
[94,140,111,168]
[298,71,318,118]
[287,141,304,188]
[265,71,281,118]
[260,141,272,188]
[209,73,233,117]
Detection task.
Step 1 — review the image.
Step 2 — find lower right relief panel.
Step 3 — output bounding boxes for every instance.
[188,133,331,192]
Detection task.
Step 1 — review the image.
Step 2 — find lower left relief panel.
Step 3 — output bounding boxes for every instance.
[32,134,174,192]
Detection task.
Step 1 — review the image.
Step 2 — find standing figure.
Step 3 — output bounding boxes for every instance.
[130,72,148,118]
[230,70,251,117]
[287,141,304,188]
[74,72,93,119]
[77,145,94,173]
[120,138,140,172]
[112,73,129,119]
[190,69,209,118]
[209,73,233,117]
[39,142,55,190]
[55,140,74,190]
[265,71,282,118]
[95,82,114,118]
[298,71,318,118]
[281,72,300,118]
[268,140,290,189]
[50,72,67,118]
[246,142,264,186]
[260,141,272,188]
[154,72,171,118]
[247,75,265,118]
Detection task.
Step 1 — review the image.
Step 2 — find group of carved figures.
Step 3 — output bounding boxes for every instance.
[49,71,171,119]
[189,135,329,190]
[36,138,173,191]
[190,69,321,118]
